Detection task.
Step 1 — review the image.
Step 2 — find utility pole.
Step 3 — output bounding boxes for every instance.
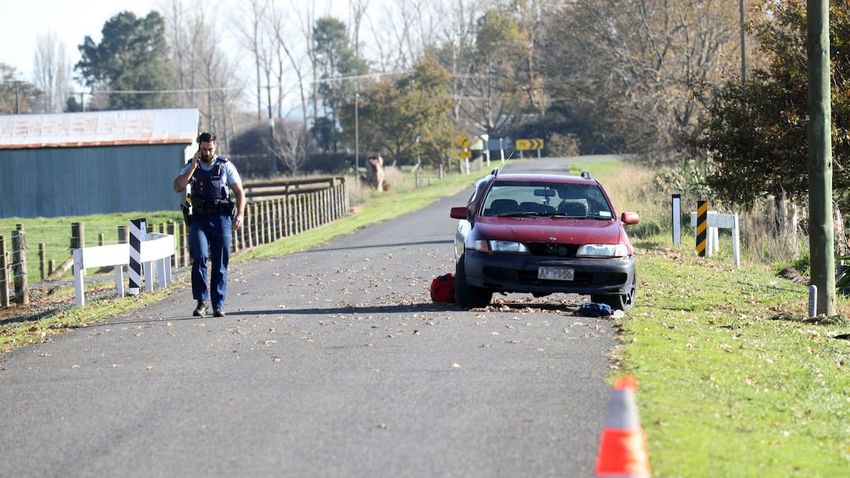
[806,0,835,316]
[739,0,747,82]
[354,91,360,189]
[14,81,20,114]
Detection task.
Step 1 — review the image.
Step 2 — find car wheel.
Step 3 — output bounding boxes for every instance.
[591,274,637,311]
[455,255,493,309]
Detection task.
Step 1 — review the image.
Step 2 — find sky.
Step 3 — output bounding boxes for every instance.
[0,0,369,113]
[0,0,158,81]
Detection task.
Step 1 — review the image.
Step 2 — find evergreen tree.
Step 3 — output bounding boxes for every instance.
[75,11,175,110]
[693,1,850,211]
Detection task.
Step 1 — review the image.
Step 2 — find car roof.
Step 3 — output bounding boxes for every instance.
[491,173,598,185]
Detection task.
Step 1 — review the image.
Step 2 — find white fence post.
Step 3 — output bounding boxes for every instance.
[672,194,681,247]
[690,211,740,268]
[72,232,175,307]
[72,243,130,306]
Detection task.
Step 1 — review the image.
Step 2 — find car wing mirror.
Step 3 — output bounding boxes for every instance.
[450,207,469,220]
[621,211,640,225]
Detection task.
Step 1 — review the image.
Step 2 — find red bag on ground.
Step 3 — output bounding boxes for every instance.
[430,273,455,303]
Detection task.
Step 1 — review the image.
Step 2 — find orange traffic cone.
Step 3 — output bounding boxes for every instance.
[595,375,651,477]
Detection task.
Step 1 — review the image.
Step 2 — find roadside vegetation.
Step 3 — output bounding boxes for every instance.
[583,159,850,476]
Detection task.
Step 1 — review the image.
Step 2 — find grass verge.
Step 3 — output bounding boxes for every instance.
[0,285,178,354]
[622,243,850,476]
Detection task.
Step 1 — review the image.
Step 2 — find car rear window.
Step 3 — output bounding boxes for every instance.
[481,181,614,218]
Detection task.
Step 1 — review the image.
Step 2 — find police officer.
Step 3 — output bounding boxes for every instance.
[173,132,245,317]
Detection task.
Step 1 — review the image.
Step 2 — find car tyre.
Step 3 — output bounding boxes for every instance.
[455,255,493,309]
[591,273,637,311]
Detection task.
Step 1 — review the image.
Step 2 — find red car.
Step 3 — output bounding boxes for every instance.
[450,169,640,310]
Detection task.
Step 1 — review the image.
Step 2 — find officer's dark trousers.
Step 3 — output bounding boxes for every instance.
[189,214,232,310]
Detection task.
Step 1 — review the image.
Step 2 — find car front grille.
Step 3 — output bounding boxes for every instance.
[526,243,580,258]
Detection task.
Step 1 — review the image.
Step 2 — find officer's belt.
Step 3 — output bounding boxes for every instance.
[192,204,232,215]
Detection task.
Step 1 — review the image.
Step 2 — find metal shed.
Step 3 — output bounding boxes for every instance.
[0,108,199,218]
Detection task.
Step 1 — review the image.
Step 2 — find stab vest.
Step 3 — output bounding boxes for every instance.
[191,156,230,204]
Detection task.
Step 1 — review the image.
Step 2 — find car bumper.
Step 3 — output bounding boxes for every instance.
[463,250,635,295]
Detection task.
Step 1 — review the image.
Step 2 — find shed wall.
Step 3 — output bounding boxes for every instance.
[0,144,186,218]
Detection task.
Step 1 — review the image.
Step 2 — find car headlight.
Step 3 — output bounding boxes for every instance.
[576,244,628,258]
[471,240,529,254]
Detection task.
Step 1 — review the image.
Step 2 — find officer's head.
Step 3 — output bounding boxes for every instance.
[197,132,217,162]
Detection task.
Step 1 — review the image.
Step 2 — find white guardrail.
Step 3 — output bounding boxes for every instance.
[72,232,175,306]
[689,211,740,268]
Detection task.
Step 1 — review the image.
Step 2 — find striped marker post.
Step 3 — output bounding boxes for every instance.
[696,200,708,257]
[596,376,650,477]
[128,218,146,296]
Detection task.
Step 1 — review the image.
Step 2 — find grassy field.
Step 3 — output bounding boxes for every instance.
[0,211,182,281]
[2,157,849,473]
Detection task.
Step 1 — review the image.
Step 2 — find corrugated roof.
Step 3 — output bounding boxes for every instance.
[0,108,199,149]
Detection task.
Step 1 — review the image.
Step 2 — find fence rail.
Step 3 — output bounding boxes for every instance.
[0,177,348,307]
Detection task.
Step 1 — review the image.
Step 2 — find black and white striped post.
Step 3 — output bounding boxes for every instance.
[128,218,146,295]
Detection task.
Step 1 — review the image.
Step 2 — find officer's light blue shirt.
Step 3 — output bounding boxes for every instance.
[179,156,241,186]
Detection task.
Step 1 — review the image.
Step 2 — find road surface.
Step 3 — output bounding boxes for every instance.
[0,159,617,477]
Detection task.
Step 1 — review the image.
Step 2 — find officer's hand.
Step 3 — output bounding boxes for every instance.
[192,149,201,168]
[234,213,244,230]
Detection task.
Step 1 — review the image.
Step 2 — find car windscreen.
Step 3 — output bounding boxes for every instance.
[480,181,614,218]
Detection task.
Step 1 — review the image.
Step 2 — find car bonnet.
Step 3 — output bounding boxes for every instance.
[474,216,625,245]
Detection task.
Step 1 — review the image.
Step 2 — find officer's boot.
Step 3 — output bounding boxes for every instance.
[193,300,208,317]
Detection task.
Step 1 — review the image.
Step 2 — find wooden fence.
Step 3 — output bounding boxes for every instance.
[0,177,348,307]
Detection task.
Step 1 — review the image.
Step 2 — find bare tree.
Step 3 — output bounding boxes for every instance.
[432,0,490,130]
[269,120,308,174]
[293,0,320,127]
[231,0,270,122]
[32,31,71,113]
[370,0,441,72]
[547,0,740,156]
[162,0,243,150]
[349,0,370,60]
[269,0,310,165]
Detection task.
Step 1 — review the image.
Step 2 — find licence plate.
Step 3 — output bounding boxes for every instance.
[538,266,574,281]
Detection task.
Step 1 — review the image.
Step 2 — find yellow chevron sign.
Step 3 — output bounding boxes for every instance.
[515,138,544,151]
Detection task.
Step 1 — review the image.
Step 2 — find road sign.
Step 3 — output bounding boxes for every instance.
[515,138,544,151]
[459,149,472,159]
[485,139,505,150]
[459,136,471,149]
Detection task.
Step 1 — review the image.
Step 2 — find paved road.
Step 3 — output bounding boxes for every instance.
[0,160,616,477]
